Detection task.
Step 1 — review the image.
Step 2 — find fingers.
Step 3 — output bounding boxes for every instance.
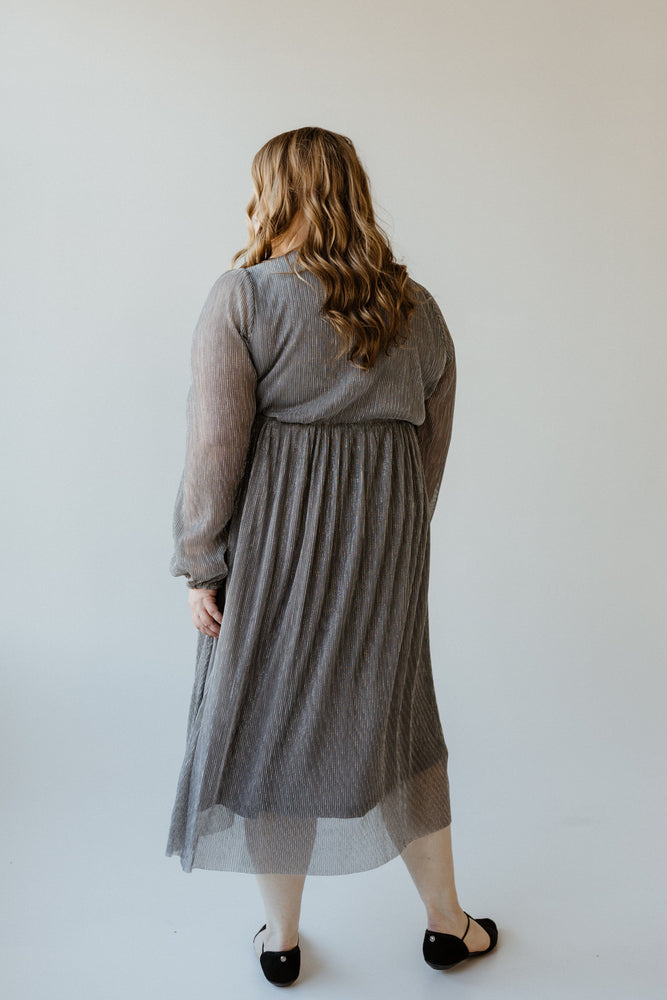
[205,596,223,625]
[189,591,223,637]
[193,606,220,637]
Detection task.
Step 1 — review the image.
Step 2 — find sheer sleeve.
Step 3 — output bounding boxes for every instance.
[415,295,457,522]
[169,267,257,590]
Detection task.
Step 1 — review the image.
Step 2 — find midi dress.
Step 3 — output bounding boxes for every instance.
[165,248,457,876]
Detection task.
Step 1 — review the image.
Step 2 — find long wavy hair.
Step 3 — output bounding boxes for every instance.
[231,127,420,372]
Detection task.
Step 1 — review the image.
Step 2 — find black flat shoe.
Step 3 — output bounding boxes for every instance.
[253,923,301,986]
[423,911,498,970]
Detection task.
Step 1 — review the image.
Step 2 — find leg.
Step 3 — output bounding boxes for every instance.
[244,812,316,955]
[253,873,305,954]
[400,825,490,951]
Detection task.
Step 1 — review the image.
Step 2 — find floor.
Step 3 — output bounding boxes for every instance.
[2,770,664,1000]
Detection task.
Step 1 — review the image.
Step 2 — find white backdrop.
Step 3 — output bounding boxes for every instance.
[1,2,665,998]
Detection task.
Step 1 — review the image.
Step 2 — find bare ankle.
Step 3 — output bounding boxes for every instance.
[264,923,299,950]
[425,903,465,929]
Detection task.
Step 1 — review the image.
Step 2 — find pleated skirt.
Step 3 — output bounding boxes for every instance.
[165,413,452,875]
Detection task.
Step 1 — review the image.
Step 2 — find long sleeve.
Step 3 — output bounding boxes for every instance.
[169,267,257,590]
[415,295,457,522]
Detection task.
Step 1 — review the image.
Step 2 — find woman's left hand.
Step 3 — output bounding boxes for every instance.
[188,588,223,638]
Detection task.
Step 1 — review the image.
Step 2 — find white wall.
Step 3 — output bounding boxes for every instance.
[1,2,665,997]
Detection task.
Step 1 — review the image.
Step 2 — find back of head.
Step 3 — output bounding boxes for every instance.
[232,126,422,373]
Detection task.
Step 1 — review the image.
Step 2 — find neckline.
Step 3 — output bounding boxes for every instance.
[267,248,300,260]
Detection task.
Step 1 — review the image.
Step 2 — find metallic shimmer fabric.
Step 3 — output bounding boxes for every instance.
[166,249,457,875]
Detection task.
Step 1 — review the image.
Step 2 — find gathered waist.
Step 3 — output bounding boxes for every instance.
[254,411,418,431]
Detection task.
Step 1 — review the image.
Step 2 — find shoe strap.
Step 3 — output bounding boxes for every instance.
[253,923,267,944]
[461,912,472,943]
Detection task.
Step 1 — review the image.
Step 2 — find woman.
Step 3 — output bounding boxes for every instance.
[165,126,498,986]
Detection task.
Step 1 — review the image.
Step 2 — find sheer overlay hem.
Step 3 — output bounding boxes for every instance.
[166,758,451,876]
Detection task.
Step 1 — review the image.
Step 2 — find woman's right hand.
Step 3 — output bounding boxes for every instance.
[188,588,223,638]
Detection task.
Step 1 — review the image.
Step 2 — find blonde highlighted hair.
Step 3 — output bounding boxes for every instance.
[231,127,420,372]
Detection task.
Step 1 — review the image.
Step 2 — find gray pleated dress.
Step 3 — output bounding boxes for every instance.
[165,248,457,876]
